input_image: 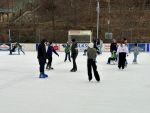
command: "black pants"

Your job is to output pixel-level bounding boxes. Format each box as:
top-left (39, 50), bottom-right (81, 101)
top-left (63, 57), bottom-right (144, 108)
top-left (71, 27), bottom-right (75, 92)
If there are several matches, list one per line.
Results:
top-left (65, 52), bottom-right (71, 61)
top-left (108, 57), bottom-right (115, 64)
top-left (72, 53), bottom-right (78, 70)
top-left (118, 53), bottom-right (126, 69)
top-left (10, 47), bottom-right (16, 55)
top-left (46, 57), bottom-right (52, 69)
top-left (38, 58), bottom-right (46, 73)
top-left (87, 59), bottom-right (100, 81)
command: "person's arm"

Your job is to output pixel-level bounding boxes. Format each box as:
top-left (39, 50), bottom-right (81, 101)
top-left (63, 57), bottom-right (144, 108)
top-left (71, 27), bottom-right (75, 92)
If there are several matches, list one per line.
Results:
top-left (138, 47), bottom-right (143, 51)
top-left (116, 46), bottom-right (120, 55)
top-left (53, 47), bottom-right (59, 56)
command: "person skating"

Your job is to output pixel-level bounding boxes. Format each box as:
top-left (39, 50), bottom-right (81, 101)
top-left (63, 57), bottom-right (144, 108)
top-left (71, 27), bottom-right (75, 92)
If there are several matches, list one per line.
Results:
top-left (117, 40), bottom-right (129, 69)
top-left (131, 43), bottom-right (143, 64)
top-left (110, 39), bottom-right (118, 61)
top-left (87, 42), bottom-right (100, 82)
top-left (70, 39), bottom-right (78, 72)
top-left (37, 39), bottom-right (48, 78)
top-left (97, 39), bottom-right (103, 54)
top-left (124, 38), bottom-right (129, 67)
top-left (64, 42), bottom-right (71, 62)
top-left (46, 42), bottom-right (59, 70)
top-left (10, 43), bottom-right (17, 55)
top-left (16, 42), bottom-right (25, 55)
top-left (107, 51), bottom-right (117, 64)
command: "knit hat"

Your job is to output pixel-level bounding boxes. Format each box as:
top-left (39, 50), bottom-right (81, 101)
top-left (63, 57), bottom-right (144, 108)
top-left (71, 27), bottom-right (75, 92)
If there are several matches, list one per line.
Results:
top-left (88, 42), bottom-right (94, 48)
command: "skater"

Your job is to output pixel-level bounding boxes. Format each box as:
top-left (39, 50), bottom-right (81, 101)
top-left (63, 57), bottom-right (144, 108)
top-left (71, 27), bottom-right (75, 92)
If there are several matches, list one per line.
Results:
top-left (110, 39), bottom-right (118, 60)
top-left (124, 38), bottom-right (129, 67)
top-left (117, 40), bottom-right (129, 69)
top-left (70, 39), bottom-right (78, 72)
top-left (93, 39), bottom-right (100, 54)
top-left (97, 39), bottom-right (103, 54)
top-left (131, 43), bottom-right (143, 64)
top-left (87, 42), bottom-right (100, 82)
top-left (16, 42), bottom-right (25, 55)
top-left (46, 41), bottom-right (59, 70)
top-left (107, 51), bottom-right (117, 64)
top-left (110, 39), bottom-right (118, 53)
top-left (37, 39), bottom-right (48, 78)
top-left (64, 42), bottom-right (71, 62)
top-left (10, 43), bottom-right (17, 55)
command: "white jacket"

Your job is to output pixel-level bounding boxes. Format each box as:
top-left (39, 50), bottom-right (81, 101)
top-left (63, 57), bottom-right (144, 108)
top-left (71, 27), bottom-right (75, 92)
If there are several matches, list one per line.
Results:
top-left (117, 44), bottom-right (129, 54)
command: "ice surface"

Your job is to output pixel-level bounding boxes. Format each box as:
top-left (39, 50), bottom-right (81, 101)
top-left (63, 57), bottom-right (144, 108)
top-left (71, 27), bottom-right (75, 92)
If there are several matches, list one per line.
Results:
top-left (0, 51), bottom-right (150, 113)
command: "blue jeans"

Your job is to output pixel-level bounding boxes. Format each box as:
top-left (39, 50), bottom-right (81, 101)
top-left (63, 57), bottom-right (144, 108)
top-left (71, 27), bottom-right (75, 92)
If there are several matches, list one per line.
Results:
top-left (38, 58), bottom-right (46, 73)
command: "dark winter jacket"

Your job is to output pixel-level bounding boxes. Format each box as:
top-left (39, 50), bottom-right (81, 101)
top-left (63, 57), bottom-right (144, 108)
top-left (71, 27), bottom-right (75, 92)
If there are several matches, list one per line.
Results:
top-left (37, 44), bottom-right (47, 59)
top-left (110, 42), bottom-right (117, 52)
top-left (71, 43), bottom-right (78, 54)
top-left (46, 45), bottom-right (59, 58)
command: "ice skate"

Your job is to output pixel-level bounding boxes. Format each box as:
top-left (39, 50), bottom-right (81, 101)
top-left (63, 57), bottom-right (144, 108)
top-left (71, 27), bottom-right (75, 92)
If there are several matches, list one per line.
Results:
top-left (39, 73), bottom-right (46, 78)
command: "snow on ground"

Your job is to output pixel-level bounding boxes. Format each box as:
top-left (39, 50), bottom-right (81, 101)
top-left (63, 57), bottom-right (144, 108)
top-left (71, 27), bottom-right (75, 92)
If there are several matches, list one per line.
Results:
top-left (0, 51), bottom-right (150, 113)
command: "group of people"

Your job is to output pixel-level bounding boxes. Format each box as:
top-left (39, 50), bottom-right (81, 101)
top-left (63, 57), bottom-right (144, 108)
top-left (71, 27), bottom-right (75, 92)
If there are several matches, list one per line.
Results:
top-left (37, 38), bottom-right (100, 82)
top-left (37, 37), bottom-right (142, 82)
top-left (9, 42), bottom-right (25, 55)
top-left (107, 38), bottom-right (143, 69)
top-left (37, 39), bottom-right (79, 78)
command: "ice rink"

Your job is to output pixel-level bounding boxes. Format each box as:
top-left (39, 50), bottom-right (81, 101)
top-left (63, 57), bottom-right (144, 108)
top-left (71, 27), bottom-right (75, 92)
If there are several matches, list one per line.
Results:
top-left (0, 51), bottom-right (150, 113)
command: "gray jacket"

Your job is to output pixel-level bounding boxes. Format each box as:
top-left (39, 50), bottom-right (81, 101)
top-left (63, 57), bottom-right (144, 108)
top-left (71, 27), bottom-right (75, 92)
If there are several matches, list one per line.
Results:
top-left (131, 47), bottom-right (143, 55)
top-left (87, 47), bottom-right (97, 60)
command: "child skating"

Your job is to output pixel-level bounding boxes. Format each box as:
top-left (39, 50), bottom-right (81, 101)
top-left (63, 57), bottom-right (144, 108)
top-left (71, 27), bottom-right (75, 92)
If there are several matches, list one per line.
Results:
top-left (131, 43), bottom-right (143, 64)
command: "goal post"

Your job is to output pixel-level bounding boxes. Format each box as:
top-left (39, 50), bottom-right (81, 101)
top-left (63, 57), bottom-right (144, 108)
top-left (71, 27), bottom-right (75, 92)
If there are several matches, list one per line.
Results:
top-left (68, 30), bottom-right (92, 43)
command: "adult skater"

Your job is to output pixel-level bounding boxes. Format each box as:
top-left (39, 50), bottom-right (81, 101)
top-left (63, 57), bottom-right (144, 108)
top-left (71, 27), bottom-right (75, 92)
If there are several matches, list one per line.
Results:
top-left (37, 39), bottom-right (48, 78)
top-left (70, 39), bottom-right (78, 72)
top-left (124, 38), bottom-right (129, 67)
top-left (16, 42), bottom-right (25, 55)
top-left (46, 41), bottom-right (59, 70)
top-left (131, 43), bottom-right (143, 64)
top-left (97, 39), bottom-right (103, 54)
top-left (87, 42), bottom-right (100, 82)
top-left (110, 39), bottom-right (118, 54)
top-left (117, 40), bottom-right (129, 69)
top-left (64, 42), bottom-right (71, 62)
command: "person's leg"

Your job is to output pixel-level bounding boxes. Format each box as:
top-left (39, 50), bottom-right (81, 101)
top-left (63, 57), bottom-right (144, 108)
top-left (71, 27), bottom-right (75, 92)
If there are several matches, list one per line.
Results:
top-left (73, 55), bottom-right (76, 70)
top-left (122, 53), bottom-right (126, 69)
top-left (71, 53), bottom-right (77, 71)
top-left (120, 53), bottom-right (124, 69)
top-left (49, 57), bottom-right (53, 69)
top-left (135, 54), bottom-right (138, 63)
top-left (92, 60), bottom-right (100, 82)
top-left (39, 59), bottom-right (46, 78)
top-left (21, 48), bottom-right (25, 54)
top-left (118, 53), bottom-right (121, 69)
top-left (74, 53), bottom-right (78, 71)
top-left (87, 59), bottom-right (92, 81)
top-left (68, 53), bottom-right (71, 62)
top-left (18, 48), bottom-right (20, 55)
top-left (64, 53), bottom-right (67, 62)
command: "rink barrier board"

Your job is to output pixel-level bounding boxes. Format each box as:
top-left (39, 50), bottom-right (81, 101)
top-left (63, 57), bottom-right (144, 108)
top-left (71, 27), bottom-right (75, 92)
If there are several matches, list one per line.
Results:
top-left (1, 43), bottom-right (150, 52)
